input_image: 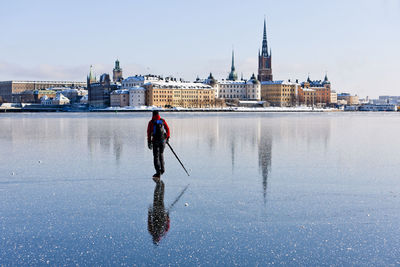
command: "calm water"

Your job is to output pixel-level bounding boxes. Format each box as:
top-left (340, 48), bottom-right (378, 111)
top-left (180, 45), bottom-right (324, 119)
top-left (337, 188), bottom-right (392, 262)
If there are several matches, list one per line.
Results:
top-left (0, 112), bottom-right (399, 266)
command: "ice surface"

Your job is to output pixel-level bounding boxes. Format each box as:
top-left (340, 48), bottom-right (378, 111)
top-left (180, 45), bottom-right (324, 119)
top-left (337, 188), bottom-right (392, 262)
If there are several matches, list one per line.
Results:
top-left (0, 112), bottom-right (399, 265)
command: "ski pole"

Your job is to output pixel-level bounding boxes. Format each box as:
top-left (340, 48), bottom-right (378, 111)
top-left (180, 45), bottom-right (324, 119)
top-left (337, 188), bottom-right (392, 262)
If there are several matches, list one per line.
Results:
top-left (166, 142), bottom-right (190, 176)
top-left (168, 184), bottom-right (189, 211)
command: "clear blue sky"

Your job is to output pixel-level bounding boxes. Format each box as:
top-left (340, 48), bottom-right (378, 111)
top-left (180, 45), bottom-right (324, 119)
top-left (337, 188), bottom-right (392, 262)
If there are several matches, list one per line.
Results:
top-left (0, 0), bottom-right (399, 98)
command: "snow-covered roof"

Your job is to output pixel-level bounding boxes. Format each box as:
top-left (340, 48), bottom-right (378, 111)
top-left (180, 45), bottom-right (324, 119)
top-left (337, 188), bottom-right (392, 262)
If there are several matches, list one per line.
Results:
top-left (147, 81), bottom-right (212, 90)
top-left (239, 100), bottom-right (266, 104)
top-left (128, 86), bottom-right (145, 91)
top-left (123, 75), bottom-right (161, 83)
top-left (111, 89), bottom-right (129, 94)
top-left (54, 93), bottom-right (69, 101)
top-left (261, 80), bottom-right (298, 85)
top-left (61, 89), bottom-right (79, 93)
top-left (302, 88), bottom-right (315, 92)
top-left (219, 80), bottom-right (249, 85)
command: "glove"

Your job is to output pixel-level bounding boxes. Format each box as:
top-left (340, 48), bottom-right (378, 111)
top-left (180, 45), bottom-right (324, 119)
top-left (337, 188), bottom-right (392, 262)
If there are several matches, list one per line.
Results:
top-left (148, 141), bottom-right (153, 150)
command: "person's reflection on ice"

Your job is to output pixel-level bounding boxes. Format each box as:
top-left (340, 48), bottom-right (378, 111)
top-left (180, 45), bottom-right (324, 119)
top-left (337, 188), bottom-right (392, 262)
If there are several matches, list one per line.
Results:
top-left (148, 180), bottom-right (170, 245)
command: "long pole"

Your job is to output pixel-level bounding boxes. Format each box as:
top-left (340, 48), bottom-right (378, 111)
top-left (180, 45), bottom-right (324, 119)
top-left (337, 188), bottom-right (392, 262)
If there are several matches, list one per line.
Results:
top-left (168, 184), bottom-right (189, 211)
top-left (167, 142), bottom-right (190, 176)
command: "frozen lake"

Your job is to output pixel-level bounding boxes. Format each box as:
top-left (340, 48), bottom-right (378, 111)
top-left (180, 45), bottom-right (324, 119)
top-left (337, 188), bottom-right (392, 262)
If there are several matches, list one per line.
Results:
top-left (0, 112), bottom-right (399, 265)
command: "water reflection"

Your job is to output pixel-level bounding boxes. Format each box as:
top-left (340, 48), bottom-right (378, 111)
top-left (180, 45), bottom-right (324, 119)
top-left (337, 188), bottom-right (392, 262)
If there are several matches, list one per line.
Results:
top-left (258, 124), bottom-right (272, 204)
top-left (148, 180), bottom-right (170, 245)
top-left (147, 181), bottom-right (189, 245)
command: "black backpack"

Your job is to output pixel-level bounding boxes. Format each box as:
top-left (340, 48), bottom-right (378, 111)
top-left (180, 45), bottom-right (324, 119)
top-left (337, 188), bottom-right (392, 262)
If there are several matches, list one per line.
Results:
top-left (152, 119), bottom-right (166, 142)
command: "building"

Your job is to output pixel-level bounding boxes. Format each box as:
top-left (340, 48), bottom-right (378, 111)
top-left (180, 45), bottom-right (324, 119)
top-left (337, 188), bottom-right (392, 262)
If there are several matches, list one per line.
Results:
top-left (298, 88), bottom-right (316, 106)
top-left (299, 74), bottom-right (331, 106)
top-left (261, 80), bottom-right (298, 107)
top-left (337, 93), bottom-right (359, 106)
top-left (330, 91), bottom-right (338, 105)
top-left (211, 52), bottom-right (261, 101)
top-left (87, 65), bottom-right (119, 108)
top-left (129, 86), bottom-right (146, 107)
top-left (52, 92), bottom-right (70, 105)
top-left (88, 73), bottom-right (115, 108)
top-left (377, 96), bottom-right (400, 105)
top-left (258, 19), bottom-right (273, 82)
top-left (60, 88), bottom-right (88, 103)
top-left (112, 59), bottom-right (123, 83)
top-left (110, 89), bottom-right (129, 107)
top-left (145, 79), bottom-right (215, 108)
top-left (217, 76), bottom-right (261, 101)
top-left (34, 89), bottom-right (57, 103)
top-left (0, 80), bottom-right (86, 103)
top-left (40, 95), bottom-right (53, 105)
top-left (122, 75), bottom-right (161, 88)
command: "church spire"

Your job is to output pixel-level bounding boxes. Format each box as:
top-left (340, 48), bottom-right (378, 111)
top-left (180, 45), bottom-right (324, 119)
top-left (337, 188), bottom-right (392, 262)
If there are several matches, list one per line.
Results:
top-left (261, 17), bottom-right (269, 57)
top-left (228, 49), bottom-right (238, 81)
top-left (231, 50), bottom-right (235, 71)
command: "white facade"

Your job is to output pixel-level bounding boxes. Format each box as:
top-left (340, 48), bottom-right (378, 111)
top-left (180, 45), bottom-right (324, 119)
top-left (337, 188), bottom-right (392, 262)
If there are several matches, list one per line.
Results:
top-left (52, 93), bottom-right (70, 105)
top-left (129, 86), bottom-right (146, 106)
top-left (216, 79), bottom-right (261, 100)
top-left (122, 75), bottom-right (161, 88)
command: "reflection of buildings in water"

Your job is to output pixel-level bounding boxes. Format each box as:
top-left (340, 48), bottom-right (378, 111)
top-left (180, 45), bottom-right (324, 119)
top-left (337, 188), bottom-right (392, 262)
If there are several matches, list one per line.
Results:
top-left (257, 121), bottom-right (272, 204)
top-left (148, 180), bottom-right (170, 245)
top-left (112, 131), bottom-right (123, 162)
top-left (86, 120), bottom-right (125, 163)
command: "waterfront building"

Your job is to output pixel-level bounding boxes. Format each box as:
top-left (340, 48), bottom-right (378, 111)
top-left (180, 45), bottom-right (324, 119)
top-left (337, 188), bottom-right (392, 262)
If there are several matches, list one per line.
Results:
top-left (80, 94), bottom-right (88, 104)
top-left (145, 79), bottom-right (215, 108)
top-left (0, 80), bottom-right (86, 103)
top-left (112, 59), bottom-right (123, 83)
top-left (330, 91), bottom-right (338, 105)
top-left (34, 89), bottom-right (57, 103)
top-left (110, 89), bottom-right (129, 107)
top-left (211, 52), bottom-right (261, 101)
top-left (60, 88), bottom-right (88, 103)
top-left (40, 95), bottom-right (53, 105)
top-left (299, 74), bottom-right (331, 106)
top-left (52, 92), bottom-right (70, 105)
top-left (359, 104), bottom-right (397, 111)
top-left (298, 88), bottom-right (316, 106)
top-left (261, 80), bottom-right (299, 107)
top-left (122, 75), bottom-right (161, 88)
top-left (377, 95), bottom-right (400, 105)
top-left (258, 18), bottom-right (273, 82)
top-left (88, 73), bottom-right (118, 108)
top-left (129, 86), bottom-right (146, 107)
top-left (337, 93), bottom-right (359, 106)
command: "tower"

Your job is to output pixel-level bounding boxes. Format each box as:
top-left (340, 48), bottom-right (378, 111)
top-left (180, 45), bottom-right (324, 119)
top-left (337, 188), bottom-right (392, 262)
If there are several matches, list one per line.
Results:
top-left (87, 65), bottom-right (96, 86)
top-left (227, 50), bottom-right (238, 81)
top-left (113, 59), bottom-right (123, 83)
top-left (258, 18), bottom-right (273, 82)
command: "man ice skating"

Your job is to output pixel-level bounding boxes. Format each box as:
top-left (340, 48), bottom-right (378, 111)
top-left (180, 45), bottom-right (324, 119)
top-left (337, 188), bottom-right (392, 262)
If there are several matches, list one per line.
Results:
top-left (147, 110), bottom-right (170, 179)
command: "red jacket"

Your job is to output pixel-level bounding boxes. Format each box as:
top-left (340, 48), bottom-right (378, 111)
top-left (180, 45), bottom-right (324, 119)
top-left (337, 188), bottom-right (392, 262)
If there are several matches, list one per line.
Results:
top-left (147, 114), bottom-right (170, 142)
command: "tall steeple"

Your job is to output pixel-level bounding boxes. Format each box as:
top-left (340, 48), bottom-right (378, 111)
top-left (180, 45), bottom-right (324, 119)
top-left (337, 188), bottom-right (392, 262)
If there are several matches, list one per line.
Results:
top-left (258, 18), bottom-right (273, 82)
top-left (87, 65), bottom-right (96, 84)
top-left (231, 50), bottom-right (235, 72)
top-left (228, 49), bottom-right (238, 81)
top-left (261, 18), bottom-right (269, 57)
top-left (112, 59), bottom-right (123, 83)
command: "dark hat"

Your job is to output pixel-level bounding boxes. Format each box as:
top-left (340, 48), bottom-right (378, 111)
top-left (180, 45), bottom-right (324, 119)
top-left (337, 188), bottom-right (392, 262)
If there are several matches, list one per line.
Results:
top-left (152, 110), bottom-right (159, 116)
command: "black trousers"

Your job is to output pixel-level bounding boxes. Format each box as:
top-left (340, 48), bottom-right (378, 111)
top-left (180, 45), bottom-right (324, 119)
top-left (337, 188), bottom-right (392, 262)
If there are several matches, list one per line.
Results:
top-left (153, 142), bottom-right (165, 174)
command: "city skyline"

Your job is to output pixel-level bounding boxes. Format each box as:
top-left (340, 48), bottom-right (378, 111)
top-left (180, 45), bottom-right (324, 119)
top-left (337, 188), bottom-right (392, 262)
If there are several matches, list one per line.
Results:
top-left (1, 0), bottom-right (399, 98)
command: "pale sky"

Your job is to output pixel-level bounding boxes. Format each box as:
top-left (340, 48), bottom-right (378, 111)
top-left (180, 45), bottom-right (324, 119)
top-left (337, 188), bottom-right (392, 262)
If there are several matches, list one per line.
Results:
top-left (0, 0), bottom-right (399, 98)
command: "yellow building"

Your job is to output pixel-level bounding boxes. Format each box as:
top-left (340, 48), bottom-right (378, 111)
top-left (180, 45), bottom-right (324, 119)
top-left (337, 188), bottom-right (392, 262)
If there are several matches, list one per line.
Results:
top-left (110, 89), bottom-right (130, 107)
top-left (261, 80), bottom-right (299, 107)
top-left (145, 80), bottom-right (215, 108)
